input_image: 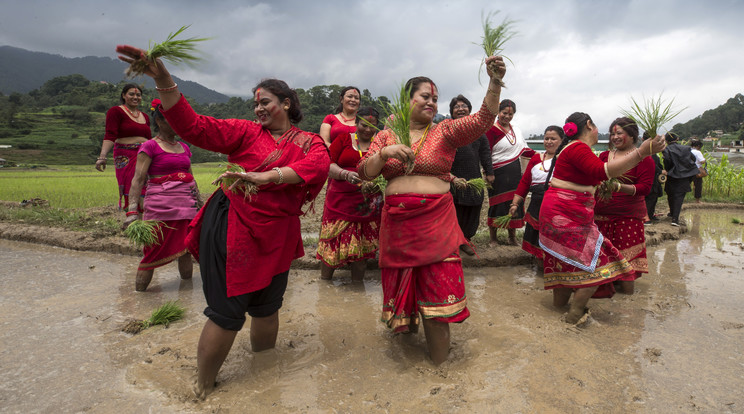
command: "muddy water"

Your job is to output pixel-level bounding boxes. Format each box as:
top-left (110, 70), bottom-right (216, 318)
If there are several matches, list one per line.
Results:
top-left (1, 211), bottom-right (742, 413)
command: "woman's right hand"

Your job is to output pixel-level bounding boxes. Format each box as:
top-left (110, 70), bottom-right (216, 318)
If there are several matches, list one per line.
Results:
top-left (116, 45), bottom-right (170, 80)
top-left (122, 214), bottom-right (138, 230)
top-left (380, 144), bottom-right (415, 164)
top-left (508, 204), bottom-right (519, 217)
top-left (640, 134), bottom-right (666, 156)
top-left (95, 158), bottom-right (107, 172)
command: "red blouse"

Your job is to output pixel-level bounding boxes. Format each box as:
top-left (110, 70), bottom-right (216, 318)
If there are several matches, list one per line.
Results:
top-left (357, 101), bottom-right (497, 182)
top-left (552, 141), bottom-right (609, 187)
top-left (329, 133), bottom-right (366, 168)
top-left (163, 95), bottom-right (330, 296)
top-left (323, 114), bottom-right (356, 144)
top-left (104, 106), bottom-right (151, 142)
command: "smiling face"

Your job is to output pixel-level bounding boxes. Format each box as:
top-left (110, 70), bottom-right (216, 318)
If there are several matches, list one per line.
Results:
top-left (341, 89), bottom-right (361, 114)
top-left (355, 115), bottom-right (378, 142)
top-left (611, 124), bottom-right (633, 151)
top-left (410, 82), bottom-right (438, 124)
top-left (452, 100), bottom-right (471, 120)
top-left (253, 89), bottom-right (289, 129)
top-left (543, 130), bottom-right (561, 155)
top-left (122, 87), bottom-right (142, 109)
top-left (497, 106), bottom-right (515, 126)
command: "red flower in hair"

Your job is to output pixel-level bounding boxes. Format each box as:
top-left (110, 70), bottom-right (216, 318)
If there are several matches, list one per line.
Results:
top-left (150, 98), bottom-right (162, 111)
top-left (563, 122), bottom-right (578, 137)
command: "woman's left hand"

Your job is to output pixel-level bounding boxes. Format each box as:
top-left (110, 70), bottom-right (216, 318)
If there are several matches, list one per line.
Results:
top-left (218, 171), bottom-right (276, 192)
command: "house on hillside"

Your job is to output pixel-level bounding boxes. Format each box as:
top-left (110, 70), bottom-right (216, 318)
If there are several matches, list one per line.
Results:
top-left (0, 158), bottom-right (6, 167)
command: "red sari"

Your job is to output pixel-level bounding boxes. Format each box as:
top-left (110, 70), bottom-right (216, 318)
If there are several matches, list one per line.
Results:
top-left (163, 95), bottom-right (330, 297)
top-left (594, 152), bottom-right (655, 281)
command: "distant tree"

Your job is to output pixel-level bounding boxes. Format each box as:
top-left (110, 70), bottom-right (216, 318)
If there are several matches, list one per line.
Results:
top-left (41, 74), bottom-right (91, 96)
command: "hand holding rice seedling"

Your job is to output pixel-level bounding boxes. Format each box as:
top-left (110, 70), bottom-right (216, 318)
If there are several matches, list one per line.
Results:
top-left (362, 175), bottom-right (387, 195)
top-left (452, 177), bottom-right (489, 195)
top-left (382, 83), bottom-right (417, 174)
top-left (620, 94), bottom-right (686, 138)
top-left (475, 10), bottom-right (516, 86)
top-left (596, 175), bottom-right (629, 201)
top-left (493, 214), bottom-right (512, 229)
top-left (123, 219), bottom-right (165, 248)
top-left (123, 25), bottom-right (210, 78)
top-left (213, 163), bottom-right (259, 200)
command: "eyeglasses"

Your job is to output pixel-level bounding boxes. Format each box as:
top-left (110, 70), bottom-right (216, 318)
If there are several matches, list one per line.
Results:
top-left (453, 104), bottom-right (469, 110)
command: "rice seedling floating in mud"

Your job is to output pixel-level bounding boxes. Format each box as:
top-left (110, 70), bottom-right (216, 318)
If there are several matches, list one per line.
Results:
top-left (212, 163), bottom-right (258, 200)
top-left (122, 301), bottom-right (186, 335)
top-left (474, 10), bottom-right (516, 86)
top-left (732, 217), bottom-right (742, 225)
top-left (620, 94), bottom-right (687, 139)
top-left (125, 25), bottom-right (210, 78)
top-left (124, 219), bottom-right (165, 248)
top-left (493, 214), bottom-right (512, 229)
top-left (382, 83), bottom-right (416, 174)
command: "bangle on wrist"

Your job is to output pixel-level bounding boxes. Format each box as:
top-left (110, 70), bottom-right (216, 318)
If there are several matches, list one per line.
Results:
top-left (97, 157), bottom-right (107, 161)
top-left (631, 185), bottom-right (637, 196)
top-left (155, 83), bottom-right (178, 92)
top-left (635, 148), bottom-right (643, 161)
top-left (273, 167), bottom-right (284, 184)
top-left (379, 147), bottom-right (388, 161)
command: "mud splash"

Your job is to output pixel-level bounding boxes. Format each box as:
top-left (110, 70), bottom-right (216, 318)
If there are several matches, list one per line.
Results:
top-left (1, 209), bottom-right (742, 413)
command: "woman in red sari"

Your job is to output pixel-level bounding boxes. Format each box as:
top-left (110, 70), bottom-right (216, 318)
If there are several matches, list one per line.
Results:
top-left (358, 56), bottom-right (506, 365)
top-left (317, 107), bottom-right (382, 281)
top-left (539, 112), bottom-right (666, 324)
top-left (124, 99), bottom-right (202, 292)
top-left (319, 86), bottom-right (360, 147)
top-left (594, 117), bottom-right (655, 294)
top-left (116, 46), bottom-right (330, 399)
top-left (96, 84), bottom-right (151, 210)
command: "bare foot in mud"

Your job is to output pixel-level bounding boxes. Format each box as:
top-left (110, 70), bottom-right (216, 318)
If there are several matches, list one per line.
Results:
top-left (192, 375), bottom-right (215, 401)
top-left (565, 307), bottom-right (590, 325)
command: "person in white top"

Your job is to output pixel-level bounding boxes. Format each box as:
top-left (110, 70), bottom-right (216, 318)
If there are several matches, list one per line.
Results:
top-left (690, 139), bottom-right (706, 203)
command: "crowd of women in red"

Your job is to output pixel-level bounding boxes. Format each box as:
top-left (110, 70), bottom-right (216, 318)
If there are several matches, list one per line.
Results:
top-left (109, 32), bottom-right (677, 400)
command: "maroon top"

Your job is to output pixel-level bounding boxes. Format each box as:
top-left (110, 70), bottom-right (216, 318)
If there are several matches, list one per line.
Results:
top-left (552, 141), bottom-right (609, 186)
top-left (323, 114), bottom-right (356, 144)
top-left (104, 106), bottom-right (151, 142)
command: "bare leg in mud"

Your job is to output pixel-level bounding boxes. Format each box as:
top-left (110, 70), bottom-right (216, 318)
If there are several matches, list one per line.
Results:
top-left (194, 319), bottom-right (238, 400)
top-left (350, 261), bottom-right (366, 282)
top-left (508, 228), bottom-right (518, 246)
top-left (553, 288), bottom-right (572, 308)
top-left (422, 318), bottom-right (450, 365)
top-left (320, 263), bottom-right (334, 280)
top-left (618, 280), bottom-right (635, 295)
top-left (135, 269), bottom-right (154, 291)
top-left (178, 254), bottom-right (193, 279)
top-left (566, 286), bottom-right (597, 324)
top-left (489, 227), bottom-right (499, 246)
top-left (250, 311), bottom-right (279, 352)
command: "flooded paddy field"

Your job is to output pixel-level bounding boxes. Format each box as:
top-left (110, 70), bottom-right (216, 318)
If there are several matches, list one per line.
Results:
top-left (0, 210), bottom-right (742, 413)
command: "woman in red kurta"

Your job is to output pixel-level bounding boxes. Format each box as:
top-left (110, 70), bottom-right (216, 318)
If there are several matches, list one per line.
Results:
top-left (319, 86), bottom-right (360, 147)
top-left (95, 83), bottom-right (151, 210)
top-left (594, 117), bottom-right (655, 295)
top-left (116, 45), bottom-right (330, 400)
top-left (357, 56), bottom-right (506, 365)
top-left (539, 112), bottom-right (666, 324)
top-left (317, 107), bottom-right (382, 281)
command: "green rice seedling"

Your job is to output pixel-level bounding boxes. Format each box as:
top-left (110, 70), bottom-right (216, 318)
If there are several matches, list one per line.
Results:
top-left (467, 178), bottom-right (489, 194)
top-left (362, 175), bottom-right (387, 195)
top-left (620, 94), bottom-right (687, 139)
top-left (142, 300), bottom-right (186, 328)
top-left (382, 83), bottom-right (416, 174)
top-left (126, 25), bottom-right (211, 78)
top-left (124, 219), bottom-right (165, 248)
top-left (474, 10), bottom-right (516, 86)
top-left (212, 163), bottom-right (258, 200)
top-left (596, 177), bottom-right (622, 202)
top-left (731, 218), bottom-right (742, 224)
top-left (493, 214), bottom-right (512, 229)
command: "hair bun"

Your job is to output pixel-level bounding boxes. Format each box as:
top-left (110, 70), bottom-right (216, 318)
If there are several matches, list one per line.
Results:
top-left (563, 122), bottom-right (578, 137)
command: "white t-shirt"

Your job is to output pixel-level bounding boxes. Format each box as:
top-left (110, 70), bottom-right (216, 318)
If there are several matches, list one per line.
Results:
top-left (691, 148), bottom-right (705, 168)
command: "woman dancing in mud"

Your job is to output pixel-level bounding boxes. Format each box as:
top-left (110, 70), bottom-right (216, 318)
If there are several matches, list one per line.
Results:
top-left (357, 56), bottom-right (506, 365)
top-left (123, 99), bottom-right (202, 292)
top-left (593, 117), bottom-right (655, 294)
top-left (539, 113), bottom-right (665, 323)
top-left (116, 45), bottom-right (330, 399)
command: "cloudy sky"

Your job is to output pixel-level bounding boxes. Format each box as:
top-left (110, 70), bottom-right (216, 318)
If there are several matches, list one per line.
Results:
top-left (1, 0), bottom-right (742, 136)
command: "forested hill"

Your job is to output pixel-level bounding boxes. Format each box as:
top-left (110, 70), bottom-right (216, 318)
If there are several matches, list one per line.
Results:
top-left (0, 46), bottom-right (229, 104)
top-left (671, 93), bottom-right (744, 138)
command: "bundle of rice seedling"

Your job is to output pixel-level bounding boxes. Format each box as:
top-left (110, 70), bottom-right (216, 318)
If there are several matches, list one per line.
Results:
top-left (125, 25), bottom-right (210, 78)
top-left (362, 175), bottom-right (387, 196)
top-left (596, 177), bottom-right (622, 202)
top-left (212, 163), bottom-right (258, 200)
top-left (620, 94), bottom-right (686, 139)
top-left (124, 219), bottom-right (165, 248)
top-left (493, 214), bottom-right (512, 229)
top-left (467, 178), bottom-right (489, 194)
top-left (732, 218), bottom-right (742, 225)
top-left (121, 301), bottom-right (186, 334)
top-left (474, 10), bottom-right (516, 86)
top-left (382, 83), bottom-right (416, 174)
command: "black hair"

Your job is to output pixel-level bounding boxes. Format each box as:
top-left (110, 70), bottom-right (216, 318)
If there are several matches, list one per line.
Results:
top-left (609, 116), bottom-right (639, 144)
top-left (252, 79), bottom-right (303, 124)
top-left (150, 104), bottom-right (166, 133)
top-left (449, 94), bottom-right (472, 117)
top-left (404, 76), bottom-right (437, 99)
top-left (543, 112), bottom-right (594, 190)
top-left (499, 99), bottom-right (516, 113)
top-left (665, 132), bottom-right (679, 144)
top-left (356, 106), bottom-right (379, 123)
top-left (119, 83), bottom-right (142, 104)
top-left (544, 125), bottom-right (565, 140)
top-left (334, 86), bottom-right (361, 114)
top-left (690, 139), bottom-right (703, 149)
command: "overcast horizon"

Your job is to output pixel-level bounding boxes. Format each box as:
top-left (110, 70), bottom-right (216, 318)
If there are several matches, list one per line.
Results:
top-left (1, 0), bottom-right (742, 136)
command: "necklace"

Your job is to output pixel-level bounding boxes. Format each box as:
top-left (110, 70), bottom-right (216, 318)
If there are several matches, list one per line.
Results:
top-left (412, 124), bottom-right (431, 157)
top-left (497, 122), bottom-right (516, 145)
top-left (156, 136), bottom-right (178, 145)
top-left (122, 105), bottom-right (140, 119)
top-left (352, 133), bottom-right (369, 158)
top-left (338, 113), bottom-right (356, 123)
top-left (540, 154), bottom-right (554, 171)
